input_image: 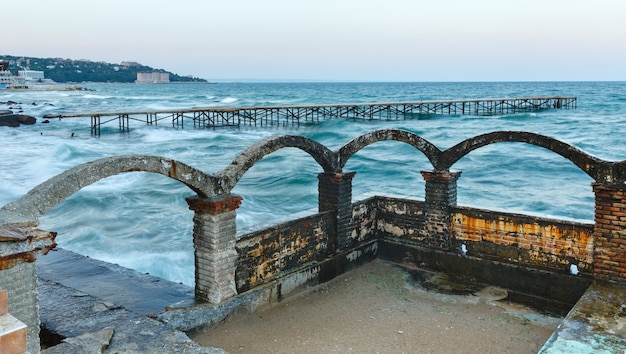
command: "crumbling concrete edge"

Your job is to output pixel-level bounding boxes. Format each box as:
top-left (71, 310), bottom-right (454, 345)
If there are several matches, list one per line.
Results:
top-left (539, 281), bottom-right (626, 353)
top-left (38, 277), bottom-right (225, 354)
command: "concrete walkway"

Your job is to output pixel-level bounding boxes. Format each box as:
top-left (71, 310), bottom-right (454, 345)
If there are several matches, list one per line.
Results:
top-left (36, 248), bottom-right (222, 353)
top-left (37, 248), bottom-right (195, 316)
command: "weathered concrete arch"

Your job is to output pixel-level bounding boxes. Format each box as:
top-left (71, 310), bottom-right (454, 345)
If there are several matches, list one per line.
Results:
top-left (437, 131), bottom-right (626, 183)
top-left (218, 135), bottom-right (336, 192)
top-left (0, 155), bottom-right (219, 225)
top-left (337, 129), bottom-right (442, 170)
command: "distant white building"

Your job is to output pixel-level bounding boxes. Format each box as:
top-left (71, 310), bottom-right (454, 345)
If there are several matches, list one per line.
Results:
top-left (18, 70), bottom-right (45, 81)
top-left (136, 72), bottom-right (170, 83)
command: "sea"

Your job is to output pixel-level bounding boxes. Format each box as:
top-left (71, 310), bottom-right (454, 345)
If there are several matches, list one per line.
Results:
top-left (1, 81), bottom-right (625, 287)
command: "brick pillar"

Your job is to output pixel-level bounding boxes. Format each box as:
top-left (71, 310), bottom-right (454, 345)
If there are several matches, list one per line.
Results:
top-left (592, 183), bottom-right (626, 283)
top-left (0, 289), bottom-right (27, 354)
top-left (1, 226), bottom-right (55, 354)
top-left (421, 171), bottom-right (461, 250)
top-left (186, 194), bottom-right (242, 303)
top-left (318, 172), bottom-right (356, 252)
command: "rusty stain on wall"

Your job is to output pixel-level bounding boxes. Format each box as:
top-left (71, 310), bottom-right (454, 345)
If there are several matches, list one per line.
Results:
top-left (0, 227), bottom-right (57, 270)
top-left (234, 195), bottom-right (596, 294)
top-left (451, 207), bottom-right (594, 271)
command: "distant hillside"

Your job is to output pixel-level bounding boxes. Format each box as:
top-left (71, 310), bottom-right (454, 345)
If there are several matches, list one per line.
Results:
top-left (0, 55), bottom-right (207, 83)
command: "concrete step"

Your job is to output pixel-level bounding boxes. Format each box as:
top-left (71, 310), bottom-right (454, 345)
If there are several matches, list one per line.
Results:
top-left (0, 289), bottom-right (27, 354)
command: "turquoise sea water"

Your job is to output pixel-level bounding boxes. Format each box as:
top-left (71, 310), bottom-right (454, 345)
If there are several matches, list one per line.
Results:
top-left (1, 81), bottom-right (625, 286)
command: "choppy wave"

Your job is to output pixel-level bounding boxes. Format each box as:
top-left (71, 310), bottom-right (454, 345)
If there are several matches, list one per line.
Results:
top-left (2, 81), bottom-right (624, 286)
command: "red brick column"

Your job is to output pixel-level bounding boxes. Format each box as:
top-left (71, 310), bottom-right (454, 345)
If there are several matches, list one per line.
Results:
top-left (187, 194), bottom-right (243, 303)
top-left (421, 171), bottom-right (461, 250)
top-left (592, 183), bottom-right (626, 282)
top-left (0, 289), bottom-right (27, 354)
top-left (318, 172), bottom-right (356, 252)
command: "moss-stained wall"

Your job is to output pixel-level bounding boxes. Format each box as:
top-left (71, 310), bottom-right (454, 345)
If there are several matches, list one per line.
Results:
top-left (235, 213), bottom-right (334, 292)
top-left (235, 199), bottom-right (382, 292)
top-left (372, 197), bottom-right (425, 242)
top-left (350, 197), bottom-right (379, 243)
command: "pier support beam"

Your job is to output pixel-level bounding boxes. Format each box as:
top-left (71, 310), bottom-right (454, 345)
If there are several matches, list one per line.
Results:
top-left (186, 194), bottom-right (242, 304)
top-left (421, 171), bottom-right (461, 250)
top-left (318, 172), bottom-right (356, 252)
top-left (592, 183), bottom-right (626, 283)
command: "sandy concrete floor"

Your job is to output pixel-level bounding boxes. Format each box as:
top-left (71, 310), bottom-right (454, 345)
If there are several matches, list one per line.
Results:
top-left (192, 259), bottom-right (562, 353)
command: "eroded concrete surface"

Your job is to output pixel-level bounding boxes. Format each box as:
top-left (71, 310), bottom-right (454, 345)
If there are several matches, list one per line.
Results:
top-left (540, 281), bottom-right (626, 353)
top-left (36, 248), bottom-right (224, 353)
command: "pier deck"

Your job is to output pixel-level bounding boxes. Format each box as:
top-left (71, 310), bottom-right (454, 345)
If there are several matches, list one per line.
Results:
top-left (43, 96), bottom-right (577, 135)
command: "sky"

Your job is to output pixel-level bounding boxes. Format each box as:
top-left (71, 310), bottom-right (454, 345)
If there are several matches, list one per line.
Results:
top-left (3, 0), bottom-right (625, 82)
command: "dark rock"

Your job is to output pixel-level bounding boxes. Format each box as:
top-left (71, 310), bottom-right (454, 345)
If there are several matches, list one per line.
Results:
top-left (0, 115), bottom-right (20, 127)
top-left (0, 114), bottom-right (37, 127)
top-left (18, 115), bottom-right (37, 124)
top-left (0, 110), bottom-right (12, 116)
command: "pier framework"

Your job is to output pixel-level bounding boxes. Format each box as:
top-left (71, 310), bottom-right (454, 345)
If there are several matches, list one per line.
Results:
top-left (44, 96), bottom-right (577, 136)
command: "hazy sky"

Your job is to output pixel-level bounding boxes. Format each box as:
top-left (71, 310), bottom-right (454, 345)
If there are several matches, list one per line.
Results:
top-left (4, 0), bottom-right (625, 81)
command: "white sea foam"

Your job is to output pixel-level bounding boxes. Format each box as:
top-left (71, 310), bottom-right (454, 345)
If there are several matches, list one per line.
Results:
top-left (219, 97), bottom-right (238, 103)
top-left (2, 82), bottom-right (622, 285)
top-left (82, 94), bottom-right (112, 99)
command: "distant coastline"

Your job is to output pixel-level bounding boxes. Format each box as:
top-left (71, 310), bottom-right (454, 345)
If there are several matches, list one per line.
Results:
top-left (1, 55), bottom-right (207, 84)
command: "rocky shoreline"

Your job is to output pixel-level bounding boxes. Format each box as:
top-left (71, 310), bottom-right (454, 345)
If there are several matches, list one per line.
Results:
top-left (0, 101), bottom-right (38, 127)
top-left (4, 85), bottom-right (93, 92)
top-left (0, 110), bottom-right (37, 127)
top-left (0, 85), bottom-right (93, 127)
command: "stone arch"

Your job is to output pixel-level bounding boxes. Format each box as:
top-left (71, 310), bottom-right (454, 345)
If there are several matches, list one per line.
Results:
top-left (0, 155), bottom-right (219, 225)
top-left (436, 131), bottom-right (625, 183)
top-left (336, 128), bottom-right (442, 170)
top-left (217, 134), bottom-right (336, 192)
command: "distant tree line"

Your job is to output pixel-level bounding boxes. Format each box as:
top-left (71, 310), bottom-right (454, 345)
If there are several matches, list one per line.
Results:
top-left (1, 55), bottom-right (207, 83)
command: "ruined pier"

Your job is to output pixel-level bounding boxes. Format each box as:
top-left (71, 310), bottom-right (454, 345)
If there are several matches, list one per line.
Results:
top-left (43, 96), bottom-right (577, 135)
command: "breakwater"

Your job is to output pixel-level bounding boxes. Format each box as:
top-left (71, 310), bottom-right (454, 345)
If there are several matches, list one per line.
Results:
top-left (1, 128), bottom-right (624, 353)
top-left (42, 96), bottom-right (576, 135)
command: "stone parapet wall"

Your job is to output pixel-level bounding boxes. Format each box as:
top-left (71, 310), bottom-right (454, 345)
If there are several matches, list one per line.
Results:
top-left (235, 212), bottom-right (334, 292)
top-left (369, 197), bottom-right (594, 276)
top-left (234, 199), bottom-right (384, 293)
top-left (370, 197), bottom-right (425, 241)
top-left (350, 198), bottom-right (379, 243)
top-left (451, 206), bottom-right (594, 273)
